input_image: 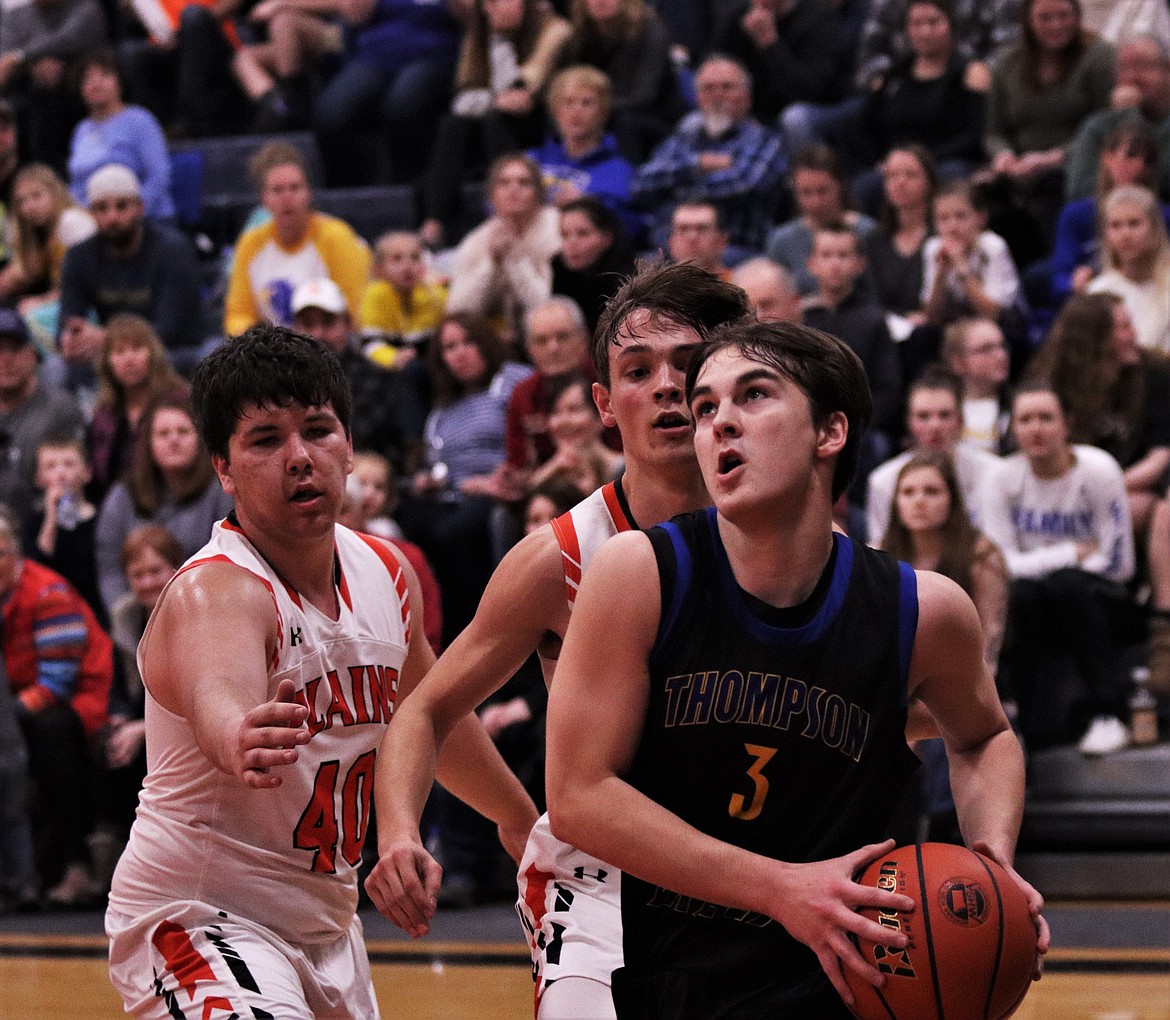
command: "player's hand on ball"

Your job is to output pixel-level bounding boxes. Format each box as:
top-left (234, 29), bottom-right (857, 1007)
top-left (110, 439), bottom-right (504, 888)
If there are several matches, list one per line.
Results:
top-left (366, 839), bottom-right (443, 938)
top-left (770, 839), bottom-right (916, 1006)
top-left (235, 678), bottom-right (310, 788)
top-left (972, 839), bottom-right (1050, 979)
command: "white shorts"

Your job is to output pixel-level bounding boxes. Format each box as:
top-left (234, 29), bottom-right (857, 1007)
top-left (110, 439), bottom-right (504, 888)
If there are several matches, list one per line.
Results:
top-left (106, 901), bottom-right (378, 1019)
top-left (516, 812), bottom-right (623, 1012)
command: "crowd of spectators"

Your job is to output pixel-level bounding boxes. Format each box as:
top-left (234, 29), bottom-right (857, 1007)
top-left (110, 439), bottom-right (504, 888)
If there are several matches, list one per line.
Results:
top-left (2, 0), bottom-right (1170, 910)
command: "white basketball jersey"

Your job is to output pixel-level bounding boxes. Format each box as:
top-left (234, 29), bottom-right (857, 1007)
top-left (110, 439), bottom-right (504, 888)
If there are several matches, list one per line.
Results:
top-left (109, 519), bottom-right (411, 946)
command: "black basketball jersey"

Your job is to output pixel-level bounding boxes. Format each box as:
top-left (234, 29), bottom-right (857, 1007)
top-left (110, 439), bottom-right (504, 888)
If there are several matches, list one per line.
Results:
top-left (620, 507), bottom-right (921, 1003)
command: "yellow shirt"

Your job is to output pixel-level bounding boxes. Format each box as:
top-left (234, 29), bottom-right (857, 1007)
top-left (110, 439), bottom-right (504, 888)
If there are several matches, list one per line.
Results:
top-left (224, 212), bottom-right (371, 336)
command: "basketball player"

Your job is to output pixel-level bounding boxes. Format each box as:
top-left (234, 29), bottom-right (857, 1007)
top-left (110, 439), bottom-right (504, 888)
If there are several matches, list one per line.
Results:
top-left (546, 319), bottom-right (1050, 1017)
top-left (367, 262), bottom-right (749, 1018)
top-left (105, 326), bottom-right (537, 1019)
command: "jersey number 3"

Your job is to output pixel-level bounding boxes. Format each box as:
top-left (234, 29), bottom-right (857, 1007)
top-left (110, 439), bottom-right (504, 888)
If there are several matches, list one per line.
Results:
top-left (294, 750), bottom-right (377, 873)
top-left (728, 743), bottom-right (777, 821)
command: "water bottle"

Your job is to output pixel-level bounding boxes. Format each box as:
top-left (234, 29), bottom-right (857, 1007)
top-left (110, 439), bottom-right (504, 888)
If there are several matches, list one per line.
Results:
top-left (56, 492), bottom-right (79, 530)
top-left (1130, 666), bottom-right (1159, 747)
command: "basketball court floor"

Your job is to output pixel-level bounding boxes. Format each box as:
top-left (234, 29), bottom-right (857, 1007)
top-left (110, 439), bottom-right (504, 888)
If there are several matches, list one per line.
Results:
top-left (0, 897), bottom-right (1166, 1018)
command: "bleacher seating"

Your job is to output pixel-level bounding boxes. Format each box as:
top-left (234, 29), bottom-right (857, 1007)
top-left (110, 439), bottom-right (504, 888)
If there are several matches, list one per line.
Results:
top-left (170, 132), bottom-right (326, 196)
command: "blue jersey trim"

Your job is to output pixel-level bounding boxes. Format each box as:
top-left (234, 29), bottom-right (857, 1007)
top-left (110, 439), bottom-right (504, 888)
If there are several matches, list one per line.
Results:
top-left (652, 520), bottom-right (693, 659)
top-left (897, 560), bottom-right (919, 702)
top-left (708, 508), bottom-right (854, 645)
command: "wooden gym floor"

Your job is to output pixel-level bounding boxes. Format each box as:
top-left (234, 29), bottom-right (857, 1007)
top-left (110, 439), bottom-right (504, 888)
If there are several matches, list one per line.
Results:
top-left (0, 900), bottom-right (1166, 1018)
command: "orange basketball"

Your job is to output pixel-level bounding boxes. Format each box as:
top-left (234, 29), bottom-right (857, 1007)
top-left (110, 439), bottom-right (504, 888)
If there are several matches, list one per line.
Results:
top-left (843, 842), bottom-right (1038, 1020)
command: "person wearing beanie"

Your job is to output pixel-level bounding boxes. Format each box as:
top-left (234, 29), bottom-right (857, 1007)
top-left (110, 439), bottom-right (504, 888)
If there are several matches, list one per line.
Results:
top-left (56, 163), bottom-right (203, 378)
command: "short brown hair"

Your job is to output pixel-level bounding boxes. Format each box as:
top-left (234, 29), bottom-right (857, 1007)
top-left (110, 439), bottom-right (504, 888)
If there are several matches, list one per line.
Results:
top-left (593, 258), bottom-right (749, 386)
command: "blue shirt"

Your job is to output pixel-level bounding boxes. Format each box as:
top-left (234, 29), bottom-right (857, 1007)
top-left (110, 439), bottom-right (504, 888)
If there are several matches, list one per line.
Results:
top-left (68, 106), bottom-right (175, 220)
top-left (528, 133), bottom-right (644, 240)
top-left (631, 113), bottom-right (787, 250)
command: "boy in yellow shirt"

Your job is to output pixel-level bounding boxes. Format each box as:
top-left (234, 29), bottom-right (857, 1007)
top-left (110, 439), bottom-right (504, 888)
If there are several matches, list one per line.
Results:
top-left (359, 231), bottom-right (447, 369)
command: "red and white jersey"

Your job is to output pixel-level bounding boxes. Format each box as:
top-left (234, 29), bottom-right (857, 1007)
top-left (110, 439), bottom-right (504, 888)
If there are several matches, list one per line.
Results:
top-left (537, 479), bottom-right (635, 684)
top-left (109, 519), bottom-right (411, 946)
top-left (549, 479), bottom-right (635, 612)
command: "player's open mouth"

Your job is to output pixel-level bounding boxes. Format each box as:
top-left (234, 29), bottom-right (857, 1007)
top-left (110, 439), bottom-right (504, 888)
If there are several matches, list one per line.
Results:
top-left (290, 489), bottom-right (322, 504)
top-left (653, 412), bottom-right (690, 431)
top-left (717, 451), bottom-right (743, 476)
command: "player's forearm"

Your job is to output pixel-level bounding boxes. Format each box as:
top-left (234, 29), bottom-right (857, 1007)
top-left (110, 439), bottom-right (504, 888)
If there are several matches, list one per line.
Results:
top-left (375, 699), bottom-right (444, 845)
top-left (947, 726), bottom-right (1025, 864)
top-left (435, 712), bottom-right (538, 832)
top-left (549, 772), bottom-right (786, 919)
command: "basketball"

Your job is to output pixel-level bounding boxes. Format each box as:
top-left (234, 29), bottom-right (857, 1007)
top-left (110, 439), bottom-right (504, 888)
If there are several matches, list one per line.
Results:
top-left (843, 842), bottom-right (1038, 1020)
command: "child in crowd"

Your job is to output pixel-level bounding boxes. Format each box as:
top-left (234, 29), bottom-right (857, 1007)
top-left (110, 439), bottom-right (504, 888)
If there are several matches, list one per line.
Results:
top-left (1086, 185), bottom-right (1170, 355)
top-left (942, 317), bottom-right (1013, 454)
top-left (359, 230), bottom-right (448, 368)
top-left (923, 180), bottom-right (1023, 329)
top-left (911, 179), bottom-right (1023, 384)
top-left (27, 436), bottom-right (102, 622)
top-left (803, 221), bottom-right (903, 535)
top-left (338, 452), bottom-right (444, 656)
top-left (346, 449), bottom-right (402, 541)
top-left (522, 476), bottom-right (587, 535)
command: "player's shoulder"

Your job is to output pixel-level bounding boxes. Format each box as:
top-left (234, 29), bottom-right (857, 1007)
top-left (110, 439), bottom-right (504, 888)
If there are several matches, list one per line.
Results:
top-left (498, 523), bottom-right (568, 592)
top-left (912, 567), bottom-right (980, 637)
top-left (162, 555), bottom-right (275, 613)
top-left (585, 529), bottom-right (655, 574)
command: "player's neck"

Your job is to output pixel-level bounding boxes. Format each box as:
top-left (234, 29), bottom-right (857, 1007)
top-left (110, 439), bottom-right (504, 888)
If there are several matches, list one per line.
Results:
top-left (243, 518), bottom-right (341, 619)
top-left (623, 460), bottom-right (710, 527)
top-left (716, 501), bottom-right (836, 608)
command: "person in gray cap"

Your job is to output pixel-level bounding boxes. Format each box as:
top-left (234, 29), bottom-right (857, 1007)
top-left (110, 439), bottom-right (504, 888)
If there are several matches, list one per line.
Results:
top-left (0, 307), bottom-right (84, 531)
top-left (56, 163), bottom-right (203, 378)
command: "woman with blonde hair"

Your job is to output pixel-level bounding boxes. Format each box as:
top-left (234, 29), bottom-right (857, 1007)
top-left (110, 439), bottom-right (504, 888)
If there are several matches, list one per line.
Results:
top-left (554, 0), bottom-right (683, 160)
top-left (87, 314), bottom-right (188, 499)
top-left (0, 164), bottom-right (96, 352)
top-left (1087, 183), bottom-right (1170, 352)
top-left (529, 65), bottom-right (641, 238)
top-left (1050, 119), bottom-right (1168, 304)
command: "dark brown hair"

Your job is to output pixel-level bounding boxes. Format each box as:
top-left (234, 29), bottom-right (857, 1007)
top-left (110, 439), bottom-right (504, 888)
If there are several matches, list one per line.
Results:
top-left (427, 313), bottom-right (511, 406)
top-left (882, 449), bottom-right (980, 592)
top-left (127, 395), bottom-right (216, 516)
top-left (686, 318), bottom-right (873, 501)
top-left (593, 258), bottom-right (749, 386)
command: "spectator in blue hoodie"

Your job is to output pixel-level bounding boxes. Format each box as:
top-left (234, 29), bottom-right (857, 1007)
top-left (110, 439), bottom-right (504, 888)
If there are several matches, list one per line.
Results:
top-left (529, 65), bottom-right (643, 242)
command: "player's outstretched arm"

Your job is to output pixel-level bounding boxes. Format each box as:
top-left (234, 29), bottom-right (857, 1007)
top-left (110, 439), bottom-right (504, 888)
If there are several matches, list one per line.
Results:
top-left (142, 561), bottom-right (307, 788)
top-left (547, 534), bottom-right (917, 1005)
top-left (367, 534), bottom-right (555, 936)
top-left (909, 570), bottom-right (1050, 972)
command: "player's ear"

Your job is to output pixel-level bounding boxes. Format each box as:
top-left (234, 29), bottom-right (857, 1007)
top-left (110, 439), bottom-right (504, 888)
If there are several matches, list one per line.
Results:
top-left (211, 452), bottom-right (236, 496)
top-left (593, 380), bottom-right (616, 429)
top-left (816, 410), bottom-right (849, 459)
